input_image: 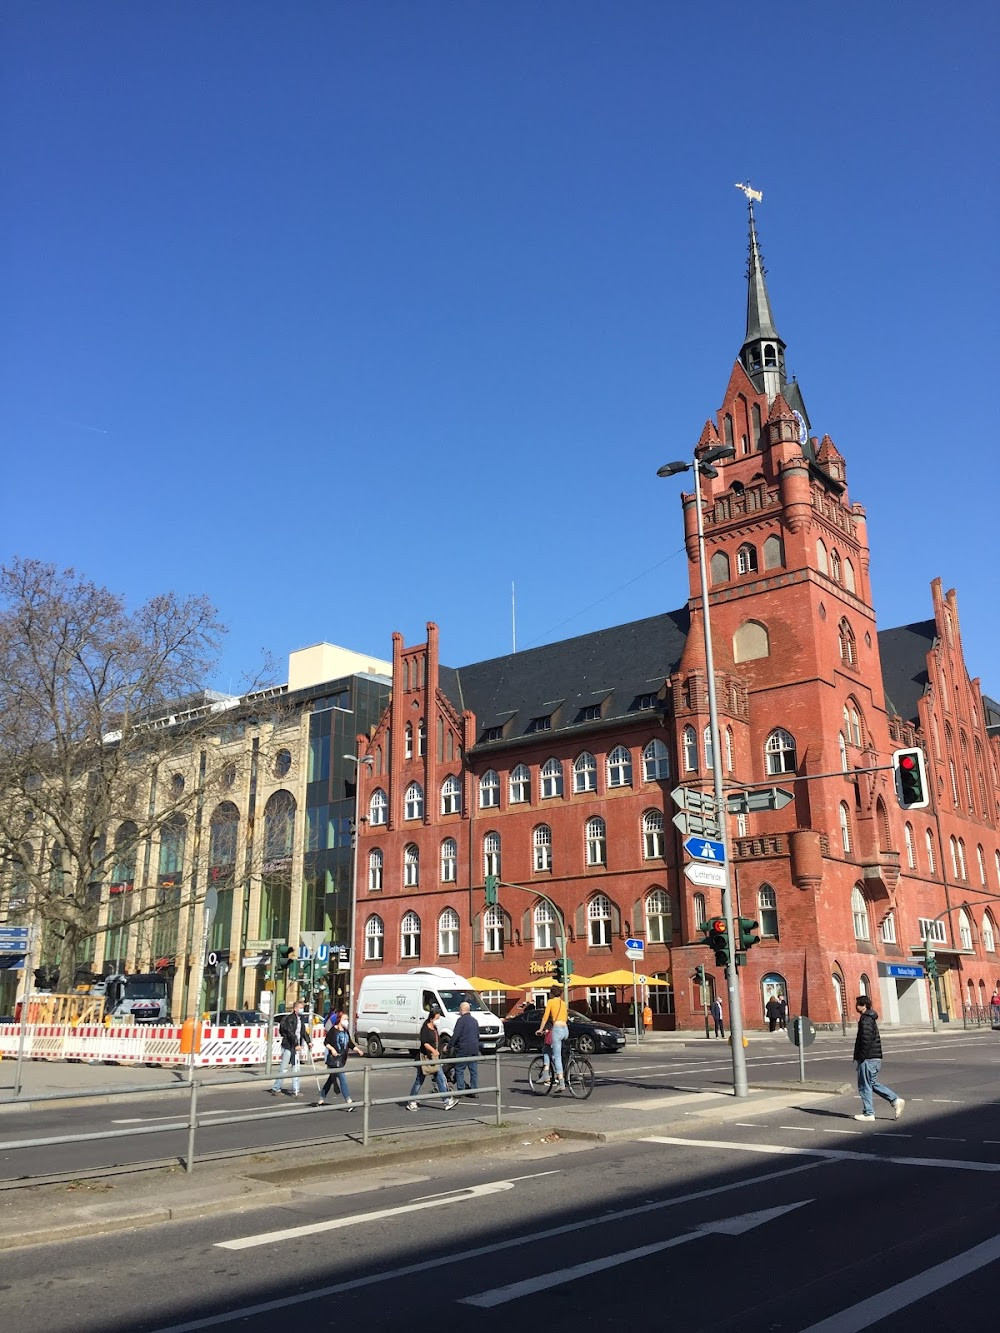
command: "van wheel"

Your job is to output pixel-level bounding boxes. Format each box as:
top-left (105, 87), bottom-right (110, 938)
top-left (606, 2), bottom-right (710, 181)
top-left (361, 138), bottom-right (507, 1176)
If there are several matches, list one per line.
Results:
top-left (366, 1035), bottom-right (384, 1058)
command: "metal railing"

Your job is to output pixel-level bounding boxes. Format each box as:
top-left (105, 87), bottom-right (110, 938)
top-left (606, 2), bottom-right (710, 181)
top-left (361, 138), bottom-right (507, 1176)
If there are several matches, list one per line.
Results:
top-left (0, 1052), bottom-right (504, 1177)
top-left (963, 1003), bottom-right (1000, 1029)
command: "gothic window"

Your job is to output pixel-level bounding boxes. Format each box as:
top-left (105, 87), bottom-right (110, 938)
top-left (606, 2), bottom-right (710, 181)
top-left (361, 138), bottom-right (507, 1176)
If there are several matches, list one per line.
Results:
top-left (364, 914), bottom-right (384, 961)
top-left (733, 620), bottom-right (770, 662)
top-left (368, 848), bottom-right (383, 892)
top-left (703, 725), bottom-right (714, 769)
top-left (958, 838), bottom-right (968, 881)
top-left (876, 798), bottom-right (892, 853)
top-left (926, 829), bottom-right (936, 873)
top-left (404, 782), bottom-right (424, 820)
top-left (724, 413), bottom-right (734, 446)
top-left (440, 838), bottom-right (457, 883)
top-left (607, 745), bottom-right (633, 788)
top-left (643, 738), bottom-right (670, 782)
top-left (752, 402), bottom-right (763, 448)
top-left (983, 913), bottom-right (997, 954)
top-left (831, 549), bottom-right (843, 583)
top-left (817, 539), bottom-right (829, 575)
top-left (737, 543), bottom-right (758, 575)
top-left (711, 551), bottom-right (730, 584)
top-left (838, 732), bottom-right (849, 771)
top-left (844, 559), bottom-right (856, 593)
top-left (838, 619), bottom-right (857, 667)
top-left (369, 788), bottom-right (387, 826)
top-left (441, 775), bottom-right (462, 815)
top-left (588, 893), bottom-right (613, 946)
top-left (880, 912), bottom-right (896, 945)
top-left (404, 722), bottom-right (413, 759)
top-left (839, 803), bottom-right (852, 853)
top-left (586, 817), bottom-right (607, 867)
top-left (763, 534), bottom-right (784, 569)
top-left (851, 887), bottom-right (870, 941)
top-left (401, 910), bottom-right (421, 959)
top-left (758, 885), bottom-right (778, 938)
top-left (959, 909), bottom-right (973, 951)
top-left (483, 831), bottom-right (501, 878)
top-left (645, 889), bottom-right (672, 944)
top-left (725, 727), bottom-right (735, 773)
top-left (978, 844), bottom-right (988, 886)
top-left (404, 844), bottom-right (419, 886)
top-left (643, 809), bottom-right (665, 860)
top-left (683, 726), bottom-right (698, 772)
top-left (479, 770), bottom-right (500, 809)
top-left (693, 893), bottom-right (707, 928)
top-left (541, 758), bottom-right (563, 799)
top-left (533, 824), bottom-right (552, 872)
top-left (574, 752), bottom-right (597, 793)
top-left (764, 728), bottom-right (796, 775)
top-left (904, 823), bottom-right (915, 870)
top-left (509, 764), bottom-right (531, 804)
top-left (438, 908), bottom-right (460, 956)
top-left (418, 719), bottom-right (426, 756)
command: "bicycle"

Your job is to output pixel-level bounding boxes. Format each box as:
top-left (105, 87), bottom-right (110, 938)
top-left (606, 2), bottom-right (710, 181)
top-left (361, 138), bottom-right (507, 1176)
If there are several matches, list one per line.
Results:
top-left (527, 1050), bottom-right (595, 1099)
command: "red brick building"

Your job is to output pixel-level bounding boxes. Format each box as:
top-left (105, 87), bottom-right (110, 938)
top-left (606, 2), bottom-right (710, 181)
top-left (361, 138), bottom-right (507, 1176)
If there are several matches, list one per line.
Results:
top-left (352, 204), bottom-right (1000, 1030)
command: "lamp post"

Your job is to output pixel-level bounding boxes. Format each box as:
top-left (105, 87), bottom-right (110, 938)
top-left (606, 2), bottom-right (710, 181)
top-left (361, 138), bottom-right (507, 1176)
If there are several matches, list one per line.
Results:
top-left (658, 444), bottom-right (749, 1097)
top-left (343, 753), bottom-right (374, 1027)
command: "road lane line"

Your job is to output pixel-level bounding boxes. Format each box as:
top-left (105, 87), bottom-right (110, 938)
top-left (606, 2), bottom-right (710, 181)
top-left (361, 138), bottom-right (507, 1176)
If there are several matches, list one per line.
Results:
top-left (799, 1232), bottom-right (1000, 1331)
top-left (411, 1169), bottom-right (558, 1201)
top-left (643, 1136), bottom-right (1000, 1172)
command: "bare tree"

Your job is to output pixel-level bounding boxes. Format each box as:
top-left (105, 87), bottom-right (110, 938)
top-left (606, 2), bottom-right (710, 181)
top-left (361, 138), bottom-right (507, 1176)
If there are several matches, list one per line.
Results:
top-left (0, 558), bottom-right (258, 980)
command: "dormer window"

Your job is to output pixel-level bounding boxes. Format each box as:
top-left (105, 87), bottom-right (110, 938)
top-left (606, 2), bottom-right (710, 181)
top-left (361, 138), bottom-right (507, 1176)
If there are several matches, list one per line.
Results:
top-left (527, 715), bottom-right (552, 733)
top-left (581, 704), bottom-right (601, 722)
top-left (482, 726), bottom-right (504, 743)
top-left (636, 694), bottom-right (657, 711)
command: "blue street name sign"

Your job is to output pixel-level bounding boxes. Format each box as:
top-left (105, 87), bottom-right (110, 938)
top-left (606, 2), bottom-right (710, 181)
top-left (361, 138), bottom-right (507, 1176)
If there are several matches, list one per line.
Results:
top-left (0, 927), bottom-right (30, 943)
top-left (879, 963), bottom-right (925, 979)
top-left (683, 837), bottom-right (726, 863)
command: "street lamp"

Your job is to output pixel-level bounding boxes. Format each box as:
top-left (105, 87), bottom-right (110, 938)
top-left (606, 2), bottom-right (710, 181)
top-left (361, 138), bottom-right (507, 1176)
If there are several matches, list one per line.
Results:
top-left (658, 443), bottom-right (749, 1097)
top-left (343, 752), bottom-right (374, 1027)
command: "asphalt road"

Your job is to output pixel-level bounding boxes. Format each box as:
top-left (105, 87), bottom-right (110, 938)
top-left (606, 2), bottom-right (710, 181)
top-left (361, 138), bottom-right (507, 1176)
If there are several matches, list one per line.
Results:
top-left (5, 1034), bottom-right (1000, 1333)
top-left (0, 1029), bottom-right (995, 1180)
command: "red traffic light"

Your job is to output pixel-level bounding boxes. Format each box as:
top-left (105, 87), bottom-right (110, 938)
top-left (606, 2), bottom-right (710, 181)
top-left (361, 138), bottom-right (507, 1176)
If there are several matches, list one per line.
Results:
top-left (710, 918), bottom-right (727, 933)
top-left (899, 754), bottom-right (916, 771)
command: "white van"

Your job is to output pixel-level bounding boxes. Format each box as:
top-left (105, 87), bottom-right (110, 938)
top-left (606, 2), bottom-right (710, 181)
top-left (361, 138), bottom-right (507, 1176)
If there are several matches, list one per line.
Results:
top-left (354, 967), bottom-right (504, 1057)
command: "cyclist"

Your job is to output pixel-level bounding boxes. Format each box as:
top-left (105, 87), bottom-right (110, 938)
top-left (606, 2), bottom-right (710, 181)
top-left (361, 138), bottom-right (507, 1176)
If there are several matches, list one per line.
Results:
top-left (536, 984), bottom-right (569, 1092)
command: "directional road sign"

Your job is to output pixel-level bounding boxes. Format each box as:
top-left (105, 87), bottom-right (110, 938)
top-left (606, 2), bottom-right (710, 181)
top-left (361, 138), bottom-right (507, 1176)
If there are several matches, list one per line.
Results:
top-left (670, 786), bottom-right (718, 815)
top-left (672, 810), bottom-right (722, 839)
top-left (726, 786), bottom-right (794, 815)
top-left (0, 927), bottom-right (30, 943)
top-left (684, 861), bottom-right (727, 889)
top-left (683, 836), bottom-right (726, 863)
top-left (624, 937), bottom-right (644, 952)
top-left (625, 946), bottom-right (644, 961)
top-left (315, 942), bottom-right (330, 964)
top-left (300, 930), bottom-right (326, 952)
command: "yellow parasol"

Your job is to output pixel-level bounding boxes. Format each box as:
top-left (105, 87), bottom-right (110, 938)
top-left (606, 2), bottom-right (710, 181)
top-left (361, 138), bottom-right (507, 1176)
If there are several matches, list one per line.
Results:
top-left (464, 977), bottom-right (513, 992)
top-left (586, 969), bottom-right (672, 987)
top-left (514, 973), bottom-right (593, 989)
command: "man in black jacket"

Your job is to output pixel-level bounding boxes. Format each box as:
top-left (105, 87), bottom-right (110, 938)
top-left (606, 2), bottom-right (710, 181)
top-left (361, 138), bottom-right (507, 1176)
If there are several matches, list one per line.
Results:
top-left (450, 1001), bottom-right (481, 1097)
top-left (269, 1000), bottom-right (311, 1098)
top-left (853, 995), bottom-right (904, 1122)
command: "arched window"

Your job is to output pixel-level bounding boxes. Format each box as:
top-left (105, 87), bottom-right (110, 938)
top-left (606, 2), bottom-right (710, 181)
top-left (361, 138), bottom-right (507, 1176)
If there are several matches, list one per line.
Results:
top-left (401, 910), bottom-right (421, 959)
top-left (693, 893), bottom-right (707, 928)
top-left (765, 728), bottom-right (796, 775)
top-left (369, 788), bottom-right (387, 826)
top-left (880, 912), bottom-right (897, 945)
top-left (263, 791), bottom-right (295, 861)
top-left (876, 798), bottom-right (891, 853)
top-left (704, 725), bottom-right (714, 769)
top-left (607, 745), bottom-right (632, 788)
top-left (978, 844), bottom-right (988, 886)
top-left (533, 825), bottom-right (552, 872)
top-left (831, 549), bottom-right (842, 583)
top-left (851, 887), bottom-right (870, 941)
top-left (440, 838), bottom-right (457, 883)
top-left (859, 973), bottom-right (871, 998)
top-left (479, 771), bottom-right (500, 809)
top-left (643, 809), bottom-right (664, 860)
top-left (364, 914), bottom-right (384, 961)
top-left (541, 758), bottom-right (563, 799)
top-left (758, 885), bottom-right (778, 938)
top-left (438, 908), bottom-right (459, 956)
top-left (711, 551), bottom-right (731, 584)
top-left (958, 909), bottom-right (973, 951)
top-left (534, 900), bottom-right (556, 950)
top-left (926, 829), bottom-right (936, 873)
top-left (441, 775), bottom-right (462, 815)
top-left (643, 738), bottom-right (670, 782)
top-left (737, 543), bottom-right (758, 575)
top-left (404, 782), bottom-right (424, 821)
top-left (574, 752), bottom-right (597, 793)
top-left (846, 701), bottom-right (863, 747)
top-left (839, 619), bottom-right (857, 667)
top-left (404, 844), bottom-right (419, 887)
top-left (763, 534), bottom-right (784, 569)
top-left (839, 803), bottom-right (852, 853)
top-left (983, 913), bottom-right (996, 954)
top-left (113, 821), bottom-right (139, 886)
top-left (509, 764), bottom-right (531, 804)
top-left (207, 805), bottom-right (239, 874)
top-left (733, 620), bottom-right (770, 662)
top-left (817, 539), bottom-right (829, 575)
top-left (839, 732), bottom-right (849, 771)
top-left (752, 402), bottom-right (763, 447)
top-left (588, 893), bottom-right (613, 946)
top-left (682, 726), bottom-right (698, 772)
top-left (484, 831), bottom-right (501, 878)
top-left (844, 559), bottom-right (856, 593)
top-left (949, 836), bottom-right (959, 878)
top-left (904, 823), bottom-right (915, 869)
top-left (483, 905), bottom-right (504, 953)
top-left (586, 817), bottom-right (607, 866)
top-left (725, 727), bottom-right (735, 773)
top-left (418, 719), bottom-right (426, 757)
top-left (404, 722), bottom-right (413, 759)
top-left (368, 848), bottom-right (383, 892)
top-left (645, 889), bottom-right (672, 944)
top-left (957, 838), bottom-right (968, 881)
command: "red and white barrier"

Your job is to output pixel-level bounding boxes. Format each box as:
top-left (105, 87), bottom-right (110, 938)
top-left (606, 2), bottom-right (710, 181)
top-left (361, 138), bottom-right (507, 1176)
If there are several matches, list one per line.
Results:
top-left (0, 1023), bottom-right (326, 1067)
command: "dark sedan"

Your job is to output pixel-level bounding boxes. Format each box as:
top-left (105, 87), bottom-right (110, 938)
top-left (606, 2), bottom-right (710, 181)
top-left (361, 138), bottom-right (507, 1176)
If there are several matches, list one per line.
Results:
top-left (503, 1005), bottom-right (625, 1055)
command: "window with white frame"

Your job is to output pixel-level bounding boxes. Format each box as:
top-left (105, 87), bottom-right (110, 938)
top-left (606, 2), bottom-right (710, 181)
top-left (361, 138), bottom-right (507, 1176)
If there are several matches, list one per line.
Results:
top-left (839, 619), bottom-right (857, 667)
top-left (585, 816), bottom-right (607, 866)
top-left (643, 738), bottom-right (670, 782)
top-left (904, 823), bottom-right (915, 869)
top-left (479, 770), bottom-right (500, 809)
top-left (736, 812), bottom-right (748, 837)
top-left (703, 725), bottom-right (714, 769)
top-left (369, 788), bottom-right (387, 826)
top-left (364, 914), bottom-right (384, 961)
top-left (849, 704), bottom-right (862, 747)
top-left (851, 886), bottom-right (870, 941)
top-left (957, 839), bottom-right (968, 880)
top-left (534, 901), bottom-right (556, 950)
top-left (401, 910), bottom-right (421, 959)
top-left (541, 758), bottom-right (563, 798)
top-left (404, 843), bottom-right (419, 886)
top-left (607, 745), bottom-right (633, 788)
top-left (983, 914), bottom-right (996, 954)
top-left (839, 802), bottom-right (852, 853)
top-left (978, 844), bottom-right (987, 886)
top-left (441, 775), bottom-right (462, 815)
top-left (483, 831), bottom-right (501, 878)
top-left (368, 848), bottom-right (383, 892)
top-left (418, 719), bottom-right (426, 757)
top-left (831, 549), bottom-right (842, 583)
top-left (765, 728), bottom-right (797, 775)
top-left (404, 782), bottom-right (424, 820)
top-left (509, 764), bottom-right (531, 804)
top-left (683, 726), bottom-right (697, 772)
top-left (643, 809), bottom-right (664, 859)
top-left (758, 885), bottom-right (778, 938)
top-left (880, 912), bottom-right (897, 945)
top-left (925, 829), bottom-right (936, 872)
top-left (438, 908), bottom-right (459, 955)
top-left (949, 836), bottom-right (959, 878)
top-left (839, 732), bottom-right (849, 771)
top-left (533, 824), bottom-right (552, 872)
top-left (725, 727), bottom-right (734, 773)
top-left (588, 893), bottom-right (613, 946)
top-left (404, 722), bottom-right (413, 759)
top-left (959, 909), bottom-right (973, 951)
top-left (483, 904), bottom-right (504, 953)
top-left (737, 543), bottom-right (758, 575)
top-left (645, 889), bottom-right (671, 943)
top-left (587, 985), bottom-right (616, 1015)
top-left (918, 917), bottom-right (946, 944)
top-left (693, 893), bottom-right (706, 928)
top-left (440, 838), bottom-right (457, 883)
top-left (574, 752), bottom-right (597, 793)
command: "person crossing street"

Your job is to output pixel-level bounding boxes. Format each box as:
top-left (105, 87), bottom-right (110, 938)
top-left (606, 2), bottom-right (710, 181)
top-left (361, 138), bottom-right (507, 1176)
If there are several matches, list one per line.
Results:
top-left (853, 995), bottom-right (904, 1122)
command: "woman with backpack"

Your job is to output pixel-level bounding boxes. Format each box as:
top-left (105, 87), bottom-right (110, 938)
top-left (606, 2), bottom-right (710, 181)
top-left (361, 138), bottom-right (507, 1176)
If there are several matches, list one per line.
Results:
top-left (315, 1012), bottom-right (363, 1110)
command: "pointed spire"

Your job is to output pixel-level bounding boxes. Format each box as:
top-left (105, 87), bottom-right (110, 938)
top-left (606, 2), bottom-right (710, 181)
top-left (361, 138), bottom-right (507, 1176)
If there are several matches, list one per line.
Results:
top-left (744, 199), bottom-right (781, 346)
top-left (734, 187), bottom-right (787, 402)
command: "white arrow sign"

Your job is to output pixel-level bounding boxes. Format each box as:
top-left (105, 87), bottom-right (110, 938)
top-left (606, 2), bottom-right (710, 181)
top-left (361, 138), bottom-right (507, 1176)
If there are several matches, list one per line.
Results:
top-left (684, 862), bottom-right (727, 889)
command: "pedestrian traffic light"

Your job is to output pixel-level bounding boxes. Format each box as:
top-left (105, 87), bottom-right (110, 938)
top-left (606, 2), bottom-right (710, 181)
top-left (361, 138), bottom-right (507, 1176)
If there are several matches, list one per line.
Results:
top-left (924, 942), bottom-right (938, 980)
top-left (738, 917), bottom-right (761, 950)
top-left (705, 918), bottom-right (730, 968)
top-left (694, 964), bottom-right (706, 987)
top-left (893, 747), bottom-right (929, 810)
top-left (485, 874), bottom-right (499, 906)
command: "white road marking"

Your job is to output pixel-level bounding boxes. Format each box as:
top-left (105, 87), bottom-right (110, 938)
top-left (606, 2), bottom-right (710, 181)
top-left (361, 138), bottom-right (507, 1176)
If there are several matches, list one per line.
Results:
top-left (927, 1136), bottom-right (966, 1143)
top-left (112, 1109), bottom-right (236, 1124)
top-left (409, 1169), bottom-right (557, 1202)
top-left (459, 1202), bottom-right (811, 1307)
top-left (643, 1136), bottom-right (1000, 1172)
top-left (799, 1232), bottom-right (1000, 1331)
top-left (781, 1126), bottom-right (816, 1132)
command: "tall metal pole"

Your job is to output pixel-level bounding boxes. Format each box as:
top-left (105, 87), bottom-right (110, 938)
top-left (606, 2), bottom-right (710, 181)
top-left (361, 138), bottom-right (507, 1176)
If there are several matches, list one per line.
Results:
top-left (693, 459), bottom-right (748, 1096)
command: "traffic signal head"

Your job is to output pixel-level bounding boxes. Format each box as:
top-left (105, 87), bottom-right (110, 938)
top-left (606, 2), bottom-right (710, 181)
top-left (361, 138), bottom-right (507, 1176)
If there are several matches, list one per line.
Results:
top-left (706, 917), bottom-right (730, 968)
top-left (924, 941), bottom-right (938, 979)
top-left (484, 875), bottom-right (499, 907)
top-left (694, 964), bottom-right (706, 986)
top-left (738, 917), bottom-right (761, 950)
top-left (553, 958), bottom-right (565, 985)
top-left (893, 747), bottom-right (929, 810)
top-left (278, 946), bottom-right (296, 969)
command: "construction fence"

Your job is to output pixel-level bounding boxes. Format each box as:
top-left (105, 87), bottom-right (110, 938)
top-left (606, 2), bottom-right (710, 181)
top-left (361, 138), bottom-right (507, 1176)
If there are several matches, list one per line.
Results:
top-left (0, 1022), bottom-right (327, 1067)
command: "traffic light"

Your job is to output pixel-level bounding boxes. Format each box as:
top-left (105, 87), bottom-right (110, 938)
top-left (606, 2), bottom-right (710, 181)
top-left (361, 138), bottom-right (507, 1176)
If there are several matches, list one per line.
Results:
top-left (893, 747), bottom-right (929, 810)
top-left (924, 942), bottom-right (938, 980)
top-left (485, 874), bottom-right (499, 906)
top-left (553, 957), bottom-right (573, 985)
top-left (694, 964), bottom-right (706, 987)
top-left (705, 918), bottom-right (730, 968)
top-left (738, 917), bottom-right (761, 950)
top-left (278, 946), bottom-right (295, 969)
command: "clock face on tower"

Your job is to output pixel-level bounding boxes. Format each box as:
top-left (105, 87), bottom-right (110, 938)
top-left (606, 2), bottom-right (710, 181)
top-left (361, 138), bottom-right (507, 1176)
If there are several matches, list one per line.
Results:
top-left (792, 410), bottom-right (808, 446)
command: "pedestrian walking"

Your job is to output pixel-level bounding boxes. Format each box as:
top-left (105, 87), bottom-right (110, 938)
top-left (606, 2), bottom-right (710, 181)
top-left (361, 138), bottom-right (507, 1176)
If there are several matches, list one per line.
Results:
top-left (777, 992), bottom-right (788, 1030)
top-left (711, 995), bottom-right (725, 1039)
top-left (536, 984), bottom-right (569, 1092)
top-left (315, 1012), bottom-right (363, 1110)
top-left (853, 995), bottom-right (904, 1122)
top-left (269, 1000), bottom-right (311, 1098)
top-left (991, 988), bottom-right (1000, 1023)
top-left (765, 996), bottom-right (782, 1032)
top-left (406, 1008), bottom-right (456, 1111)
top-left (450, 1001), bottom-right (481, 1097)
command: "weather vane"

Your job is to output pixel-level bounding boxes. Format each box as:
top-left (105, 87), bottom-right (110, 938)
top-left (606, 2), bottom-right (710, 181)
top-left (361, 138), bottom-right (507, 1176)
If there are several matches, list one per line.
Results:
top-left (734, 182), bottom-right (763, 203)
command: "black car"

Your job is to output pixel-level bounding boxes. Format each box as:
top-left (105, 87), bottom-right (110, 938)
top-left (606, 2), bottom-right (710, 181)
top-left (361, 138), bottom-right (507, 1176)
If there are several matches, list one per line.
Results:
top-left (215, 1009), bottom-right (266, 1027)
top-left (503, 1005), bottom-right (625, 1055)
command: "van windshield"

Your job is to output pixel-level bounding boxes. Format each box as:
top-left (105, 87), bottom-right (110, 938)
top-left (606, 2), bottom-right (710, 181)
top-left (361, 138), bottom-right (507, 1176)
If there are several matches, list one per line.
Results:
top-left (436, 989), bottom-right (488, 1014)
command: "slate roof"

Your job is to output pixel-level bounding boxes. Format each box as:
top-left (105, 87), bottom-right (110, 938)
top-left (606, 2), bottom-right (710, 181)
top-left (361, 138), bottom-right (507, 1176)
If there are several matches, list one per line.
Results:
top-left (439, 608), bottom-right (691, 746)
top-left (877, 619), bottom-right (937, 723)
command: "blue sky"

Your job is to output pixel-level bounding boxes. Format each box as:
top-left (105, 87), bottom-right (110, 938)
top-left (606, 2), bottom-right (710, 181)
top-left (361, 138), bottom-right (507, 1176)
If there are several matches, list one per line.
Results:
top-left (3, 2), bottom-right (997, 694)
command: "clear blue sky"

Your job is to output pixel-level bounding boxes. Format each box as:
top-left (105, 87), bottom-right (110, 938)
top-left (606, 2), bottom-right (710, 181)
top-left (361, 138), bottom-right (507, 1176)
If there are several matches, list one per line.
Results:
top-left (3, 2), bottom-right (997, 694)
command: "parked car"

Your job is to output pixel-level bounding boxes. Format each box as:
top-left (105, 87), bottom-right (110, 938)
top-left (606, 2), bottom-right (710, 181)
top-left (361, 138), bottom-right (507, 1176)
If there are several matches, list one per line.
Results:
top-left (503, 1005), bottom-right (625, 1055)
top-left (215, 1009), bottom-right (265, 1026)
